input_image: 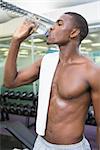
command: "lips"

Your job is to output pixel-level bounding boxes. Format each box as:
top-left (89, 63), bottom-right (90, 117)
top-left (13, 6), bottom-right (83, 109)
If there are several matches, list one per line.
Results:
top-left (46, 31), bottom-right (55, 42)
top-left (47, 32), bottom-right (52, 39)
top-left (47, 30), bottom-right (52, 37)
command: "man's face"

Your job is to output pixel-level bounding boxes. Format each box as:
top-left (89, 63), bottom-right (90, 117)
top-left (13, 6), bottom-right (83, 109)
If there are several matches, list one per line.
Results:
top-left (47, 14), bottom-right (75, 46)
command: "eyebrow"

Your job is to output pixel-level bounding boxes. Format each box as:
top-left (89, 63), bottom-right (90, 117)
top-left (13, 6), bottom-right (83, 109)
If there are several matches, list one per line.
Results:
top-left (56, 19), bottom-right (63, 23)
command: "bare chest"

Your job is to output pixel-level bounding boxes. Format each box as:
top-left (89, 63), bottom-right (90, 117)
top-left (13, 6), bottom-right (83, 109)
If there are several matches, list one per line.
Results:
top-left (50, 64), bottom-right (89, 99)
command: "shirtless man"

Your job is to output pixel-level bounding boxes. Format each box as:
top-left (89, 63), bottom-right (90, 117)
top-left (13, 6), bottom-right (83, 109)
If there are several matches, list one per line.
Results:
top-left (4, 12), bottom-right (100, 150)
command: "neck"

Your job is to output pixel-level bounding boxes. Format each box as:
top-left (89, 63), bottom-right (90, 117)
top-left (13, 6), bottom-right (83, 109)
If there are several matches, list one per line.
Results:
top-left (59, 42), bottom-right (80, 64)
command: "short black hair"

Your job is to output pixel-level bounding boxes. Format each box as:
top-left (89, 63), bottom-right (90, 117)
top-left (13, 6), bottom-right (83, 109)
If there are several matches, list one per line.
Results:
top-left (64, 12), bottom-right (89, 43)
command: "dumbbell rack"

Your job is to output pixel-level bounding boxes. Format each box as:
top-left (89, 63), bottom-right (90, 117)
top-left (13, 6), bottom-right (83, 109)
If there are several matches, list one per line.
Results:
top-left (85, 104), bottom-right (96, 126)
top-left (0, 90), bottom-right (38, 128)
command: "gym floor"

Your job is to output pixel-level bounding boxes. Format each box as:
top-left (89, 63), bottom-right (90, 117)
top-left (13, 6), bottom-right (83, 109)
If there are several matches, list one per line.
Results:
top-left (0, 134), bottom-right (23, 150)
top-left (0, 114), bottom-right (35, 150)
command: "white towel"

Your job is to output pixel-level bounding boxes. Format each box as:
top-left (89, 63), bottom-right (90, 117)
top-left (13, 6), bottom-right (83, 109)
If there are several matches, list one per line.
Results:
top-left (36, 52), bottom-right (59, 136)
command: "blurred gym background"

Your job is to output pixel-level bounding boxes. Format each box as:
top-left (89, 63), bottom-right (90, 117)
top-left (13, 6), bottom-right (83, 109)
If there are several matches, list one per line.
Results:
top-left (0, 0), bottom-right (100, 149)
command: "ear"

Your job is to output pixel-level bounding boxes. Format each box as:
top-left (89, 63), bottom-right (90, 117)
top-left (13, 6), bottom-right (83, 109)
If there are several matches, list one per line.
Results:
top-left (70, 28), bottom-right (80, 39)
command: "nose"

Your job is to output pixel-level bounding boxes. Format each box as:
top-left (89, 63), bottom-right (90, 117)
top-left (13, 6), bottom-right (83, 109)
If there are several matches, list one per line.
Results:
top-left (49, 23), bottom-right (55, 31)
top-left (50, 26), bottom-right (53, 31)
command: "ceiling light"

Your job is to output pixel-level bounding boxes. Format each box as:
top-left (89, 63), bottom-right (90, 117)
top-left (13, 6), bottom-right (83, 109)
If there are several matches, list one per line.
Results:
top-left (19, 51), bottom-right (28, 55)
top-left (89, 33), bottom-right (98, 37)
top-left (36, 46), bottom-right (48, 50)
top-left (0, 48), bottom-right (8, 51)
top-left (4, 51), bottom-right (8, 56)
top-left (81, 51), bottom-right (88, 55)
top-left (19, 55), bottom-right (28, 58)
top-left (32, 39), bottom-right (44, 43)
top-left (91, 43), bottom-right (100, 47)
top-left (21, 43), bottom-right (31, 47)
top-left (80, 47), bottom-right (86, 50)
top-left (86, 48), bottom-right (93, 51)
top-left (82, 39), bottom-right (92, 44)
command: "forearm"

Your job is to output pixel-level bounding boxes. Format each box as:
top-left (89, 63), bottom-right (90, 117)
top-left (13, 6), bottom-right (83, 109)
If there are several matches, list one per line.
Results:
top-left (4, 19), bottom-right (37, 88)
top-left (4, 38), bottom-right (21, 87)
top-left (96, 126), bottom-right (100, 149)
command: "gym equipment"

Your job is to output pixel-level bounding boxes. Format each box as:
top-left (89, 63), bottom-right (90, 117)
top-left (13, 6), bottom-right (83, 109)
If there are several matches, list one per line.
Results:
top-left (0, 121), bottom-right (37, 150)
top-left (0, 90), bottom-right (38, 127)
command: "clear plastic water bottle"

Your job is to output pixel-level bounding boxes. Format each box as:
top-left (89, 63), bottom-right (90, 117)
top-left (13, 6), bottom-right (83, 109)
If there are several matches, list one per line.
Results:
top-left (25, 14), bottom-right (48, 36)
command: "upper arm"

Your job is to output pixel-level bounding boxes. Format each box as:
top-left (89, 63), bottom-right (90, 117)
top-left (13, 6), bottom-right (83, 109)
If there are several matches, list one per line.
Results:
top-left (89, 66), bottom-right (100, 126)
top-left (9, 57), bottom-right (42, 88)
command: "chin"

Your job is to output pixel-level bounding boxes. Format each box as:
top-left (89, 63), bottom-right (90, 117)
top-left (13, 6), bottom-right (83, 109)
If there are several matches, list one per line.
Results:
top-left (47, 36), bottom-right (56, 44)
top-left (46, 39), bottom-right (53, 45)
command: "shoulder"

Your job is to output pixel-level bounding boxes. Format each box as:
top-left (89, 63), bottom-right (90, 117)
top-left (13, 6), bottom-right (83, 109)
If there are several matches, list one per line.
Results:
top-left (80, 55), bottom-right (100, 87)
top-left (83, 56), bottom-right (100, 88)
top-left (81, 55), bottom-right (98, 70)
top-left (84, 56), bottom-right (100, 76)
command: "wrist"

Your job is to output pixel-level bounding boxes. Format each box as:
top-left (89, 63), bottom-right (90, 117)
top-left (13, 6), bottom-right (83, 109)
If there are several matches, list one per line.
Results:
top-left (11, 36), bottom-right (22, 45)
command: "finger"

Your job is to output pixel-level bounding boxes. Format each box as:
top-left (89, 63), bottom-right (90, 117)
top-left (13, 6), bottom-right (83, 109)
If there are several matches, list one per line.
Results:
top-left (28, 24), bottom-right (38, 35)
top-left (29, 24), bottom-right (39, 34)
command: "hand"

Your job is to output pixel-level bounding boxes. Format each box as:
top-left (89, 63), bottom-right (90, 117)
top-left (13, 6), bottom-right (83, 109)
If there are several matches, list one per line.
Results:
top-left (13, 18), bottom-right (38, 42)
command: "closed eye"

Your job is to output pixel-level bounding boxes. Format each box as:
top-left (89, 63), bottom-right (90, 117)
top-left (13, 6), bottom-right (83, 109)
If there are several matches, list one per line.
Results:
top-left (56, 19), bottom-right (63, 26)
